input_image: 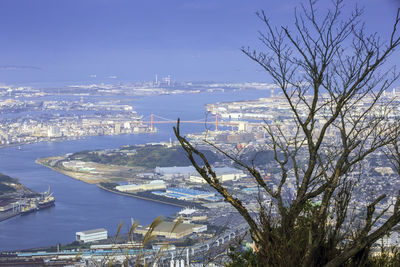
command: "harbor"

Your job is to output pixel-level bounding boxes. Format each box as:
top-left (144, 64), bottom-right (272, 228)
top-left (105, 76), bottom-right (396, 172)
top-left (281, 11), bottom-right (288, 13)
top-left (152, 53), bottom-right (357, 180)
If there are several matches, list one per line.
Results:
top-left (0, 89), bottom-right (265, 252)
top-left (0, 188), bottom-right (55, 221)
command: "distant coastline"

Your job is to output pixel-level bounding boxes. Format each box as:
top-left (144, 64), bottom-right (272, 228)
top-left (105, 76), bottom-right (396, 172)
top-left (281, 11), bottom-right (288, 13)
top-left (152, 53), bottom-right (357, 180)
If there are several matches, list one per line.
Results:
top-left (0, 133), bottom-right (146, 150)
top-left (0, 135), bottom-right (90, 150)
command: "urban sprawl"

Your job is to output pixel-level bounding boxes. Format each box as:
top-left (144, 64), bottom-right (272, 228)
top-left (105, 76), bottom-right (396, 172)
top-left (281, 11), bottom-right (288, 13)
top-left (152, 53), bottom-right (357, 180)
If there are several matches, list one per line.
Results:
top-left (0, 79), bottom-right (400, 266)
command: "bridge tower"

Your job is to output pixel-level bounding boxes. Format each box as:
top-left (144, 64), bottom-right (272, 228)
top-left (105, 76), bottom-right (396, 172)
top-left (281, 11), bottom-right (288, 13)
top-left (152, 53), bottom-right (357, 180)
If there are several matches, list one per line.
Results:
top-left (151, 114), bottom-right (154, 130)
top-left (215, 114), bottom-right (218, 131)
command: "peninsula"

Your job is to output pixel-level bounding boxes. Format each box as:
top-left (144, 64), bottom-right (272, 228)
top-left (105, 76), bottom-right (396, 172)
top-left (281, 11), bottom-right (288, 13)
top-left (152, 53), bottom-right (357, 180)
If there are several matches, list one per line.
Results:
top-left (36, 143), bottom-right (226, 207)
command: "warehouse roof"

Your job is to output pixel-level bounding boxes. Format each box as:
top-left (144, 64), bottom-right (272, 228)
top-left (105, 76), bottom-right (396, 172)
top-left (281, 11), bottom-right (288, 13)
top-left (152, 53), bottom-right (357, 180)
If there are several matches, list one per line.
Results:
top-left (153, 221), bottom-right (195, 234)
top-left (77, 228), bottom-right (107, 235)
top-left (155, 166), bottom-right (243, 176)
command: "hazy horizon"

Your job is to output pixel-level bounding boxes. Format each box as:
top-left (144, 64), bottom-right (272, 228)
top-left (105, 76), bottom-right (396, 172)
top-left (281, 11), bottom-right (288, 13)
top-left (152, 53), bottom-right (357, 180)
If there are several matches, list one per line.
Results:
top-left (0, 0), bottom-right (399, 85)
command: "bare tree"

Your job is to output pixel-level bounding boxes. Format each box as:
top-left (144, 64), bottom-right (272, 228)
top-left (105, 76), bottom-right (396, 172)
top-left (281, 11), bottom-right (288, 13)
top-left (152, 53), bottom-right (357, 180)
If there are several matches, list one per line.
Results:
top-left (174, 1), bottom-right (400, 266)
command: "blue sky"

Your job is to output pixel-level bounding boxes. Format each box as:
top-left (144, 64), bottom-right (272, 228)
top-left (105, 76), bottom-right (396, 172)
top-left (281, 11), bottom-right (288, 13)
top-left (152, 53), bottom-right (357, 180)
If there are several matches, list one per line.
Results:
top-left (0, 0), bottom-right (398, 85)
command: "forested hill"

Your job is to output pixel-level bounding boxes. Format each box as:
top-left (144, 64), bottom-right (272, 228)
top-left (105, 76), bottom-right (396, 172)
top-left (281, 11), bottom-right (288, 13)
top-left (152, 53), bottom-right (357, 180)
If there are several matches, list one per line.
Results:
top-left (68, 145), bottom-right (220, 169)
top-left (0, 173), bottom-right (19, 194)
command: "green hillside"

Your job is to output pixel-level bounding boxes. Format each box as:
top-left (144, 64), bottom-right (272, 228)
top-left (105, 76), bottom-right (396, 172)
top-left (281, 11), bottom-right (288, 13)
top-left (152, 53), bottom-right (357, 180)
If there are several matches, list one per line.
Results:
top-left (68, 145), bottom-right (219, 169)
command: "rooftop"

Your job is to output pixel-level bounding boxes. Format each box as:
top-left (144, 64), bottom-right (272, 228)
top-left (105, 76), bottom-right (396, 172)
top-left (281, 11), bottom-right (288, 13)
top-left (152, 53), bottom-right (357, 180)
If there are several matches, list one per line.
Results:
top-left (168, 187), bottom-right (214, 196)
top-left (77, 228), bottom-right (107, 235)
top-left (151, 221), bottom-right (196, 234)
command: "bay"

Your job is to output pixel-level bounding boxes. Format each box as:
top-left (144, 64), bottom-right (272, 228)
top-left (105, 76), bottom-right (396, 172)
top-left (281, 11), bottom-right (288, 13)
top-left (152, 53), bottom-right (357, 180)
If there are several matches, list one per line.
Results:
top-left (0, 89), bottom-right (267, 251)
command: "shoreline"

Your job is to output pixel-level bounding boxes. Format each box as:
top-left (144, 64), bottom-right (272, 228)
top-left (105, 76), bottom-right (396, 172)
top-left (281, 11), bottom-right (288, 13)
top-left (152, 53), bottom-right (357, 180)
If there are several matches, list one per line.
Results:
top-left (37, 158), bottom-right (201, 210)
top-left (0, 131), bottom-right (156, 151)
top-left (0, 136), bottom-right (86, 150)
top-left (35, 159), bottom-right (104, 184)
top-left (0, 210), bottom-right (20, 222)
top-left (96, 184), bottom-right (186, 208)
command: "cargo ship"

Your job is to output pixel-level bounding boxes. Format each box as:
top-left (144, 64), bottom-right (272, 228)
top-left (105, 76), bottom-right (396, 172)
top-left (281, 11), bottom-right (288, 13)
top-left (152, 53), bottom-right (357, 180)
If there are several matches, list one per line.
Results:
top-left (20, 187), bottom-right (55, 216)
top-left (20, 202), bottom-right (38, 215)
top-left (38, 187), bottom-right (55, 210)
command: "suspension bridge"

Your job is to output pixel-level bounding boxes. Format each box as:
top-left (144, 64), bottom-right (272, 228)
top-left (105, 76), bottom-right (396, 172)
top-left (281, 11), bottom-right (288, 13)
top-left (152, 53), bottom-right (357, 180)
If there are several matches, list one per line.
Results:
top-left (132, 114), bottom-right (271, 132)
top-left (138, 114), bottom-right (235, 131)
top-left (80, 114), bottom-right (267, 132)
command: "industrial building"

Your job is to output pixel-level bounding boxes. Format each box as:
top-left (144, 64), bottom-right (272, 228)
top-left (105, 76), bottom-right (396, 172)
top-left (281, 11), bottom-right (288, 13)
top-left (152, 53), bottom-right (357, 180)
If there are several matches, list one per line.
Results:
top-left (76, 228), bottom-right (108, 243)
top-left (177, 208), bottom-right (207, 222)
top-left (155, 166), bottom-right (246, 183)
top-left (135, 221), bottom-right (207, 239)
top-left (115, 180), bottom-right (166, 192)
top-left (189, 170), bottom-right (247, 184)
top-left (152, 188), bottom-right (221, 202)
top-left (154, 166), bottom-right (196, 179)
top-left (90, 242), bottom-right (143, 250)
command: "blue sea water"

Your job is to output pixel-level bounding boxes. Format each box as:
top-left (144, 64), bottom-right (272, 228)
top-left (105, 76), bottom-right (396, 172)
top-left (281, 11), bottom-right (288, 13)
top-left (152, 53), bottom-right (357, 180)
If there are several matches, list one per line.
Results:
top-left (0, 89), bottom-right (266, 251)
